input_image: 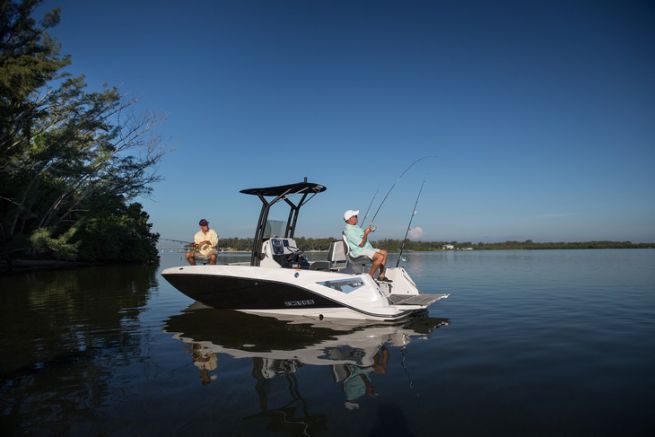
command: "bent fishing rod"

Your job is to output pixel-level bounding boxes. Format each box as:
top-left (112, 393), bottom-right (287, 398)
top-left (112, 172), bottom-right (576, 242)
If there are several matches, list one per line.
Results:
top-left (159, 238), bottom-right (200, 252)
top-left (363, 155), bottom-right (433, 229)
top-left (161, 238), bottom-right (192, 245)
top-left (359, 186), bottom-right (379, 227)
top-left (396, 179), bottom-right (425, 267)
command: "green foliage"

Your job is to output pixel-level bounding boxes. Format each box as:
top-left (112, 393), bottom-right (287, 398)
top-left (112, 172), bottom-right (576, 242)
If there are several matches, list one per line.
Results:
top-left (0, 1), bottom-right (161, 264)
top-left (0, 0), bottom-right (69, 103)
top-left (75, 202), bottom-right (159, 262)
top-left (217, 237), bottom-right (254, 251)
top-left (294, 237), bottom-right (339, 251)
top-left (29, 226), bottom-right (79, 260)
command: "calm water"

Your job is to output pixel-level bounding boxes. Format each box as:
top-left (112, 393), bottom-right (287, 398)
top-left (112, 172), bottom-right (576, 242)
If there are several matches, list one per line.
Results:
top-left (1, 250), bottom-right (654, 436)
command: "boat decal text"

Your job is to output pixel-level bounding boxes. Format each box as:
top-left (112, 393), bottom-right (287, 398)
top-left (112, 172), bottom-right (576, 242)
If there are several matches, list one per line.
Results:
top-left (284, 299), bottom-right (315, 307)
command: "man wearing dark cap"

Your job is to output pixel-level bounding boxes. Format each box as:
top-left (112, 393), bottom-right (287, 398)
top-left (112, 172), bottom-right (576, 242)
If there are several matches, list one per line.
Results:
top-left (186, 219), bottom-right (219, 265)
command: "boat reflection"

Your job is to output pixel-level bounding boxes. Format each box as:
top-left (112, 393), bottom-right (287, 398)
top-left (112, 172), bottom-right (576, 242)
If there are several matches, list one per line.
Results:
top-left (165, 304), bottom-right (448, 430)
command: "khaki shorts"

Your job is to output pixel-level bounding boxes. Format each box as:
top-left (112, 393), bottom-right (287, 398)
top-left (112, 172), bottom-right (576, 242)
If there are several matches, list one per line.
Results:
top-left (195, 245), bottom-right (217, 257)
top-left (359, 248), bottom-right (380, 259)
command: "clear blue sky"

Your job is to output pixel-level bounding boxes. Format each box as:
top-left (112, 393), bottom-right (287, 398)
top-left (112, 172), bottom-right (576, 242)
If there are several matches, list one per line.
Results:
top-left (42, 0), bottom-right (655, 242)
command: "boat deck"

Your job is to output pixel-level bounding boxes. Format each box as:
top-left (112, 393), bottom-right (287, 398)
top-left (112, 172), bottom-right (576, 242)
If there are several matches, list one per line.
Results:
top-left (388, 294), bottom-right (449, 306)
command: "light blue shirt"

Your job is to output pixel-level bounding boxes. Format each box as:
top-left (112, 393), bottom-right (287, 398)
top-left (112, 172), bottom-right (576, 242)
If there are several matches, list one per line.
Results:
top-left (343, 224), bottom-right (373, 257)
top-left (343, 365), bottom-right (373, 401)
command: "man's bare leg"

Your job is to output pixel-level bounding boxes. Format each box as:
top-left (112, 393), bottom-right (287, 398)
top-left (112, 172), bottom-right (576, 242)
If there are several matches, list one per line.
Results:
top-left (368, 254), bottom-right (383, 277)
top-left (209, 253), bottom-right (217, 265)
top-left (186, 252), bottom-right (196, 265)
top-left (369, 252), bottom-right (386, 278)
top-left (377, 250), bottom-right (388, 279)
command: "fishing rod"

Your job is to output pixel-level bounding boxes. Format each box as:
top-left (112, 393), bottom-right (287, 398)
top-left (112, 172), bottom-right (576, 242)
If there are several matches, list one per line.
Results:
top-left (160, 237), bottom-right (196, 250)
top-left (359, 186), bottom-right (379, 228)
top-left (396, 180), bottom-right (425, 268)
top-left (161, 238), bottom-right (192, 245)
top-left (159, 238), bottom-right (207, 257)
top-left (369, 155), bottom-right (433, 226)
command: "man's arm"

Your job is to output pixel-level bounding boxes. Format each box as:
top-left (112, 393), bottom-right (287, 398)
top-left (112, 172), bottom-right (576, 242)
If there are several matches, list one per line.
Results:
top-left (209, 230), bottom-right (219, 247)
top-left (359, 227), bottom-right (371, 247)
top-left (194, 233), bottom-right (212, 247)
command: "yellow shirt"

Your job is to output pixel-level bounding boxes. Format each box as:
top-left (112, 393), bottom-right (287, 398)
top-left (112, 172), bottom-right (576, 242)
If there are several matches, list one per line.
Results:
top-left (194, 229), bottom-right (219, 256)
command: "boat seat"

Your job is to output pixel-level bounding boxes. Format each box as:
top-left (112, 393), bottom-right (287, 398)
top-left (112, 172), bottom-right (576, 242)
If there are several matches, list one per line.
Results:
top-left (308, 239), bottom-right (349, 271)
top-left (309, 260), bottom-right (330, 270)
top-left (342, 233), bottom-right (369, 274)
top-left (328, 239), bottom-right (348, 270)
top-left (326, 239), bottom-right (348, 271)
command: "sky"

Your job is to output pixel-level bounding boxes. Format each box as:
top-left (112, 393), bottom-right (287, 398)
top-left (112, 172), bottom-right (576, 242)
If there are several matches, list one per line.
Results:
top-left (40, 0), bottom-right (655, 242)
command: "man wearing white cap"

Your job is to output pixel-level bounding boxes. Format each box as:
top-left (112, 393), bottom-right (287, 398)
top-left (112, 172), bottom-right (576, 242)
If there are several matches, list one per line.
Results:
top-left (343, 210), bottom-right (391, 282)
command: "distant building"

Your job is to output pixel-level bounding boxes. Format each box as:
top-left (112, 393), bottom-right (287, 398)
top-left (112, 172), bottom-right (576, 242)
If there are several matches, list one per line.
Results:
top-left (442, 244), bottom-right (455, 250)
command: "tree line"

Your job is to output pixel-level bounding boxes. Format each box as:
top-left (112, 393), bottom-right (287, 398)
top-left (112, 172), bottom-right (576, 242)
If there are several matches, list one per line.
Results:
top-left (1, 0), bottom-right (161, 267)
top-left (216, 237), bottom-right (655, 252)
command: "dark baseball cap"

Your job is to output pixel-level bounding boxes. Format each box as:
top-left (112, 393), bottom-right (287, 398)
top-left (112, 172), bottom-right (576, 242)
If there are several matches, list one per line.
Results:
top-left (199, 219), bottom-right (209, 226)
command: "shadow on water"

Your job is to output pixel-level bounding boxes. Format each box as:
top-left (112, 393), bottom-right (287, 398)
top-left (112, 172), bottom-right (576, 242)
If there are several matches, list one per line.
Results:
top-left (368, 403), bottom-right (415, 437)
top-left (164, 306), bottom-right (448, 436)
top-left (0, 264), bottom-right (158, 435)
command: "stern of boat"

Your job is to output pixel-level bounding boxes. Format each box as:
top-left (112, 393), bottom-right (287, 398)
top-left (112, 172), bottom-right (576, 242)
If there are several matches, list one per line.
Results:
top-left (381, 266), bottom-right (449, 311)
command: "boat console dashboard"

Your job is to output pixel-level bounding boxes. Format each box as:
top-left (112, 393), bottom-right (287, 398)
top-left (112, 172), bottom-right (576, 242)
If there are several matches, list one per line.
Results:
top-left (261, 238), bottom-right (310, 269)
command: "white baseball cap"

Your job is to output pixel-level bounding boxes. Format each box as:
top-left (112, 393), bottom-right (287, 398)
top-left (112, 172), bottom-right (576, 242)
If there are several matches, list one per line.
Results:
top-left (343, 209), bottom-right (359, 221)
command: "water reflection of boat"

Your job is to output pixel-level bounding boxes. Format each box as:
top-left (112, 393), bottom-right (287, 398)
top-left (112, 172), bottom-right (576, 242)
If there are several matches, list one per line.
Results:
top-left (165, 303), bottom-right (448, 368)
top-left (164, 304), bottom-right (448, 433)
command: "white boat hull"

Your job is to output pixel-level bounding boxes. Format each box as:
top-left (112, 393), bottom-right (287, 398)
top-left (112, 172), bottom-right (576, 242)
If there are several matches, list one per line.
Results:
top-left (162, 265), bottom-right (448, 322)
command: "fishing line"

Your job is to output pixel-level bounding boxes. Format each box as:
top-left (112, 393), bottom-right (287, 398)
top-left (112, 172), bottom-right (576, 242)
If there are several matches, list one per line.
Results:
top-left (359, 186), bottom-right (379, 228)
top-left (369, 155), bottom-right (433, 224)
top-left (396, 180), bottom-right (425, 268)
top-left (400, 346), bottom-right (419, 397)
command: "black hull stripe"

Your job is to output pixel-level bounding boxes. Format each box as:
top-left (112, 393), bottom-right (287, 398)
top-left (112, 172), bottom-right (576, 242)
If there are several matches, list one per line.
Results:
top-left (163, 273), bottom-right (343, 310)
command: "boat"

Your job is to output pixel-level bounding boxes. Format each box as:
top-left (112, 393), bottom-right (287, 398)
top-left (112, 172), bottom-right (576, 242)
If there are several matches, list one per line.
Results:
top-left (161, 180), bottom-right (449, 321)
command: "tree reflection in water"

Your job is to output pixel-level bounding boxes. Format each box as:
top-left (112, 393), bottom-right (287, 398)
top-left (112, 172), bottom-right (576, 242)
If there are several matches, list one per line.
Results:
top-left (165, 307), bottom-right (448, 436)
top-left (0, 264), bottom-right (158, 434)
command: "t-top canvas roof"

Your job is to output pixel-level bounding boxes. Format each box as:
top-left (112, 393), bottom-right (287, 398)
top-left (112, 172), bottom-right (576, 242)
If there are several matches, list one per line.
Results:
top-left (240, 181), bottom-right (326, 197)
top-left (239, 180), bottom-right (326, 266)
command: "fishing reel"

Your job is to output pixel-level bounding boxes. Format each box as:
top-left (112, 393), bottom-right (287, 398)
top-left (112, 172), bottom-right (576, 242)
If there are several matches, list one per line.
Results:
top-left (198, 243), bottom-right (213, 256)
top-left (368, 224), bottom-right (377, 232)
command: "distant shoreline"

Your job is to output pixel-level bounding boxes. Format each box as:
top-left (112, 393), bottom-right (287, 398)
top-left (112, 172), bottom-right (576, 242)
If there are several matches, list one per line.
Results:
top-left (184, 239), bottom-right (655, 252)
top-left (5, 244), bottom-right (654, 274)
